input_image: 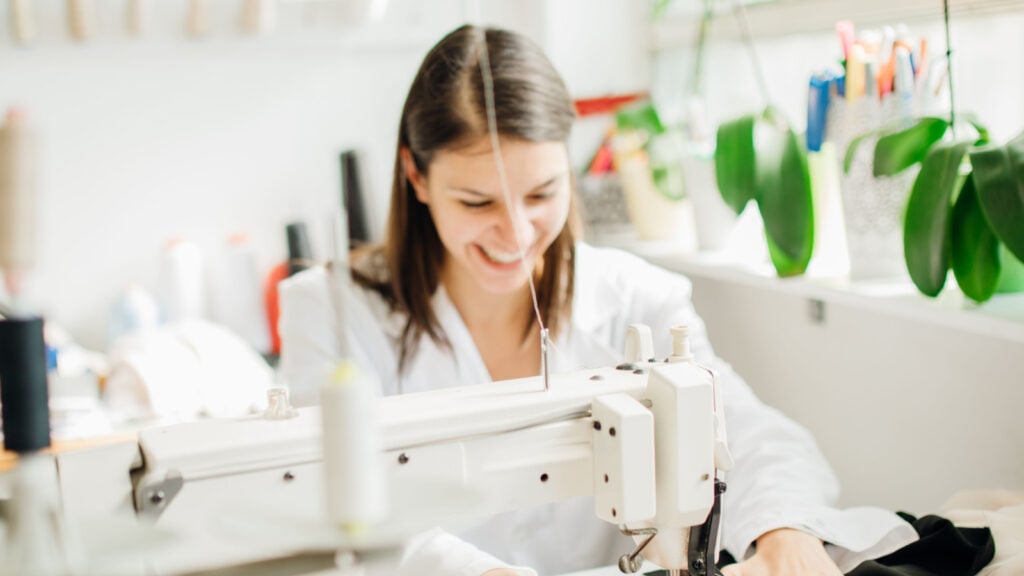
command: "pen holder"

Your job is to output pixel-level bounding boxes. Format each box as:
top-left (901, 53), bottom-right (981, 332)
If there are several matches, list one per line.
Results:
top-left (827, 96), bottom-right (916, 280)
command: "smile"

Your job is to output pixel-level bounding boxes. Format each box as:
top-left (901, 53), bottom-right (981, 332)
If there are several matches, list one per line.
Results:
top-left (478, 244), bottom-right (525, 265)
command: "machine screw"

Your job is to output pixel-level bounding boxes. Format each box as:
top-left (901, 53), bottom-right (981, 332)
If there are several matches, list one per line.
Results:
top-left (283, 471), bottom-right (295, 481)
top-left (691, 558), bottom-right (706, 572)
top-left (149, 491), bottom-right (165, 506)
top-left (593, 421), bottom-right (602, 431)
top-left (540, 473), bottom-right (549, 482)
top-left (398, 453), bottom-right (409, 465)
top-left (615, 363), bottom-right (638, 371)
top-left (589, 374), bottom-right (604, 381)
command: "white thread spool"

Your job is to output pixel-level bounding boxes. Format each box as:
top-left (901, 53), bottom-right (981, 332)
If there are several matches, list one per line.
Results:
top-left (320, 360), bottom-right (387, 531)
top-left (158, 239), bottom-right (206, 323)
top-left (214, 234), bottom-right (270, 354)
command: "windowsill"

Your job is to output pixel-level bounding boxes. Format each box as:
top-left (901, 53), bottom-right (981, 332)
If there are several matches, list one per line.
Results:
top-left (590, 231), bottom-right (1024, 346)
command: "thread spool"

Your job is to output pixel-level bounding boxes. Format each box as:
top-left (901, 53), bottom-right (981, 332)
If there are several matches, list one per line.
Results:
top-left (9, 0), bottom-right (36, 44)
top-left (126, 0), bottom-right (151, 37)
top-left (340, 150), bottom-right (370, 247)
top-left (0, 317), bottom-right (51, 453)
top-left (216, 234), bottom-right (271, 354)
top-left (158, 239), bottom-right (206, 323)
top-left (0, 108), bottom-right (38, 279)
top-left (320, 360), bottom-right (387, 530)
top-left (286, 222), bottom-right (313, 277)
top-left (67, 0), bottom-right (96, 42)
top-left (240, 0), bottom-right (276, 35)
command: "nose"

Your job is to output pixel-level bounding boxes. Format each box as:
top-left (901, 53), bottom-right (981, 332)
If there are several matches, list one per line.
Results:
top-left (497, 202), bottom-right (537, 248)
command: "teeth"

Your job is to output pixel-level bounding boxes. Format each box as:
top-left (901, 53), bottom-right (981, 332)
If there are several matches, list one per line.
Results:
top-left (481, 246), bottom-right (522, 264)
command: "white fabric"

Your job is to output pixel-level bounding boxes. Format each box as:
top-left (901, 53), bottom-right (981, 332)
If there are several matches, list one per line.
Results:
top-left (278, 243), bottom-right (918, 576)
top-left (942, 490), bottom-right (1024, 576)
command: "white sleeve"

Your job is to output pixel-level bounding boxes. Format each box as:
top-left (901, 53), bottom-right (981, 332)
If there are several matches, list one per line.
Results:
top-left (278, 267), bottom-right (339, 407)
top-left (597, 248), bottom-right (914, 567)
top-left (278, 267), bottom-right (401, 405)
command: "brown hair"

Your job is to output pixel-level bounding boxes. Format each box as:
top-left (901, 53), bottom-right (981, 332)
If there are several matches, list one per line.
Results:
top-left (353, 24), bottom-right (581, 373)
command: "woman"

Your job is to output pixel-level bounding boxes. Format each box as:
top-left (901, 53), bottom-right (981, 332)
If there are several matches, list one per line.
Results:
top-left (279, 24), bottom-right (916, 576)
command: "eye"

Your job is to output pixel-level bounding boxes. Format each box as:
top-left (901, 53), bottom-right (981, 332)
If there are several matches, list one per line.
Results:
top-left (459, 199), bottom-right (493, 209)
top-left (529, 190), bottom-right (557, 202)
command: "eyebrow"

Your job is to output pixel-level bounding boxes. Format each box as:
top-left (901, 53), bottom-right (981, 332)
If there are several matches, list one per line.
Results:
top-left (449, 172), bottom-right (567, 197)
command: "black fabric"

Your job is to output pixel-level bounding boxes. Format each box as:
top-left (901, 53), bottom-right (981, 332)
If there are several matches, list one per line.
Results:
top-left (846, 512), bottom-right (994, 576)
top-left (644, 513), bottom-right (995, 576)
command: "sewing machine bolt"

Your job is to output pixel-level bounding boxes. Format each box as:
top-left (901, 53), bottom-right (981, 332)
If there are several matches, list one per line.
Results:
top-left (283, 471), bottom-right (295, 482)
top-left (398, 453), bottom-right (409, 465)
top-left (149, 491), bottom-right (165, 506)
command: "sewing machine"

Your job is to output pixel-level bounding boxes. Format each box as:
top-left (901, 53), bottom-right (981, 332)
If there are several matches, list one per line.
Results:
top-left (7, 324), bottom-right (732, 576)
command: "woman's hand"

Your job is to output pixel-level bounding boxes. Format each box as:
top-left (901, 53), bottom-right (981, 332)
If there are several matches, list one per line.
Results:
top-left (721, 528), bottom-right (842, 576)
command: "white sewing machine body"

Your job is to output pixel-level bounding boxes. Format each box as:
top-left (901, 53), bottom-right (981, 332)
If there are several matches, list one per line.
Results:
top-left (50, 327), bottom-right (731, 576)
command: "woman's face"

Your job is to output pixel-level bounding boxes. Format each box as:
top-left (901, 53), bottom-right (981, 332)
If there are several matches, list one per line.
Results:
top-left (406, 137), bottom-right (571, 297)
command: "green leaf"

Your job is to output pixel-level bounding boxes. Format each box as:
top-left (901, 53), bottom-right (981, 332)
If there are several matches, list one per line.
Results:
top-left (616, 103), bottom-right (665, 136)
top-left (873, 117), bottom-right (949, 177)
top-left (652, 164), bottom-right (686, 201)
top-left (958, 112), bottom-right (991, 145)
top-left (969, 133), bottom-right (1024, 263)
top-left (903, 141), bottom-right (971, 297)
top-left (844, 130), bottom-right (877, 174)
top-left (951, 175), bottom-right (1000, 302)
top-left (714, 115), bottom-right (757, 214)
top-left (756, 125), bottom-right (814, 277)
top-left (995, 243), bottom-right (1024, 294)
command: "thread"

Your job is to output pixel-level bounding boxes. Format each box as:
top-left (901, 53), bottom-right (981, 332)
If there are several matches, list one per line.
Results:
top-left (0, 108), bottom-right (38, 281)
top-left (157, 238), bottom-right (206, 323)
top-left (286, 222), bottom-right (314, 277)
top-left (0, 317), bottom-right (51, 453)
top-left (212, 234), bottom-right (271, 354)
top-left (321, 360), bottom-right (387, 529)
top-left (340, 150), bottom-right (370, 247)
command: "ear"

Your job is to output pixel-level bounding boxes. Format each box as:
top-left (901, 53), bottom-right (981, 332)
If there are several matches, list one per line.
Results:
top-left (400, 147), bottom-right (429, 204)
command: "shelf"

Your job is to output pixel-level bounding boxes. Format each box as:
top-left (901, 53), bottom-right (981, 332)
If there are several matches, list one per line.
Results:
top-left (650, 0), bottom-right (1024, 50)
top-left (596, 236), bottom-right (1024, 346)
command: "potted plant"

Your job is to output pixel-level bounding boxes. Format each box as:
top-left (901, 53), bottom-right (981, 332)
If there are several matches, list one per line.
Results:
top-left (845, 118), bottom-right (1024, 302)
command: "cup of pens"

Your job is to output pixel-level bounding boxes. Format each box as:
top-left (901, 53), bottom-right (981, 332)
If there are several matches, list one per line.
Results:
top-left (811, 21), bottom-right (945, 280)
top-left (830, 97), bottom-right (917, 280)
